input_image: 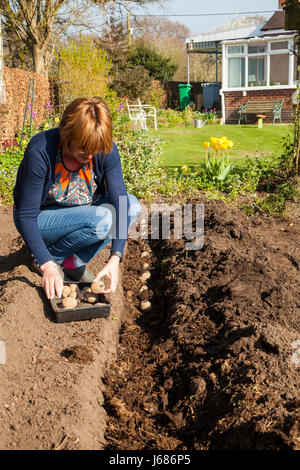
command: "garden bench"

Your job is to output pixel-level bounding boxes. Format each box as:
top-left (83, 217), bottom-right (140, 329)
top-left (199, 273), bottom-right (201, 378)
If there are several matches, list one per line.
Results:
top-left (126, 99), bottom-right (157, 130)
top-left (238, 99), bottom-right (284, 125)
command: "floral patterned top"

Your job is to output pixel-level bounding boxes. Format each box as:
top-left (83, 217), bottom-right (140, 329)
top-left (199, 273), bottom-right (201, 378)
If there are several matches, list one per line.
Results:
top-left (44, 148), bottom-right (97, 206)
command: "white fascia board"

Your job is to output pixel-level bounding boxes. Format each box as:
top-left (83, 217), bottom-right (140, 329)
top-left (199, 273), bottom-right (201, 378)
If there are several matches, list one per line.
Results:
top-left (222, 85), bottom-right (297, 92)
top-left (186, 23), bottom-right (265, 44)
top-left (222, 33), bottom-right (295, 45)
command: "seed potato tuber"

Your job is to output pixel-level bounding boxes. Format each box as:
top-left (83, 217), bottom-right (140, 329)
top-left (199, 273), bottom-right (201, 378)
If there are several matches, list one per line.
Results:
top-left (62, 297), bottom-right (77, 309)
top-left (140, 301), bottom-right (151, 312)
top-left (140, 271), bottom-right (151, 283)
top-left (62, 286), bottom-right (71, 298)
top-left (69, 284), bottom-right (78, 292)
top-left (91, 280), bottom-right (105, 294)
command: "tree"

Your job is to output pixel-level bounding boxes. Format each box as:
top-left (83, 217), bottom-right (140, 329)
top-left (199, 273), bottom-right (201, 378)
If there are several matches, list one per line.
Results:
top-left (129, 43), bottom-right (178, 80)
top-left (56, 35), bottom-right (114, 105)
top-left (131, 16), bottom-right (190, 81)
top-left (0, 0), bottom-right (162, 75)
top-left (216, 15), bottom-right (266, 32)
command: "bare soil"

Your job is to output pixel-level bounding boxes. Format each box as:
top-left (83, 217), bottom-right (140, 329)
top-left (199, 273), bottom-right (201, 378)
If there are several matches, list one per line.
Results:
top-left (0, 198), bottom-right (299, 450)
top-left (0, 205), bottom-right (125, 450)
top-left (104, 198), bottom-right (300, 450)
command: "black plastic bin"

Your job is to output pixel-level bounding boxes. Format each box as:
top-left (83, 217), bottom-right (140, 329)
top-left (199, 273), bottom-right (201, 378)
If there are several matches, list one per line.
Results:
top-left (49, 282), bottom-right (111, 323)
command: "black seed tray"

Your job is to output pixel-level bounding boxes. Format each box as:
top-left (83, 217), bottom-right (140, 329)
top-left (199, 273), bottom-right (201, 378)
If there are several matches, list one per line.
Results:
top-left (49, 282), bottom-right (111, 323)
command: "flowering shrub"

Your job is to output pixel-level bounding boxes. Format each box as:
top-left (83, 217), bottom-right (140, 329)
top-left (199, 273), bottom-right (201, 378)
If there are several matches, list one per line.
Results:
top-left (201, 108), bottom-right (217, 123)
top-left (158, 108), bottom-right (186, 128)
top-left (158, 107), bottom-right (218, 128)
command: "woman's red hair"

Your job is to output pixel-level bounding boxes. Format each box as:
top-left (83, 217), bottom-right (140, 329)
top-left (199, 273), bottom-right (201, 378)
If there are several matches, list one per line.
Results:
top-left (59, 96), bottom-right (113, 155)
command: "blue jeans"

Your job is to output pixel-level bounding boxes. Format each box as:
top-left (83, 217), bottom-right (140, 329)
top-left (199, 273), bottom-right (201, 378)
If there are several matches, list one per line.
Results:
top-left (14, 194), bottom-right (141, 264)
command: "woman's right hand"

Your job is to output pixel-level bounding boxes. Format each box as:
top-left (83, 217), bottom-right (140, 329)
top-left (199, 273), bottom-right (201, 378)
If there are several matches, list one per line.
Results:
top-left (40, 260), bottom-right (63, 299)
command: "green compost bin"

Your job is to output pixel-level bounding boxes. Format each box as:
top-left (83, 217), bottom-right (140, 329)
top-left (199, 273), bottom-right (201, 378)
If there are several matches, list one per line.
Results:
top-left (178, 83), bottom-right (192, 110)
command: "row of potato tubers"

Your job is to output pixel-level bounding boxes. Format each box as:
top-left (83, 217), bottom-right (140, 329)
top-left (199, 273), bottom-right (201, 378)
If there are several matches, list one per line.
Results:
top-left (139, 250), bottom-right (152, 312)
top-left (61, 280), bottom-right (105, 309)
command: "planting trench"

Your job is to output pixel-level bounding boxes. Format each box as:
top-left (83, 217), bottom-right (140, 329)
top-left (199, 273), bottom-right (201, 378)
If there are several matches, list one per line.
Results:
top-left (0, 198), bottom-right (299, 449)
top-left (103, 198), bottom-right (300, 450)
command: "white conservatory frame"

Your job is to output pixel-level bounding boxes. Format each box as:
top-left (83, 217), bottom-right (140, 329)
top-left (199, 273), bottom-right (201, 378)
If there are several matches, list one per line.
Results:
top-left (222, 35), bottom-right (297, 91)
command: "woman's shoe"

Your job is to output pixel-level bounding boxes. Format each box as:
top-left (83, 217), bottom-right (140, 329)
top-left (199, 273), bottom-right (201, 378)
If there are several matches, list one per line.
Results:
top-left (62, 254), bottom-right (95, 282)
top-left (62, 265), bottom-right (95, 282)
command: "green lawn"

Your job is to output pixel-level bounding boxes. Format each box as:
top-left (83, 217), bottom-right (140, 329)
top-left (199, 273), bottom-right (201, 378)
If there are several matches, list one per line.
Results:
top-left (150, 124), bottom-right (292, 169)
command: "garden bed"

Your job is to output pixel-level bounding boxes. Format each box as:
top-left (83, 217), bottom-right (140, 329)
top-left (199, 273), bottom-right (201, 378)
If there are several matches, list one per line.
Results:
top-left (0, 198), bottom-right (299, 450)
top-left (104, 198), bottom-right (300, 450)
top-left (0, 204), bottom-right (125, 450)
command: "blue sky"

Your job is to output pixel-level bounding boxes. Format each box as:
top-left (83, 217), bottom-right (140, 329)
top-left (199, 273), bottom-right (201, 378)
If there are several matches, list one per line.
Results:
top-left (129, 0), bottom-right (280, 35)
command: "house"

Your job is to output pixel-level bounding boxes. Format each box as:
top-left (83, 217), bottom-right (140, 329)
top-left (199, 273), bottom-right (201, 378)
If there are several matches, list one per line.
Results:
top-left (186, 0), bottom-right (297, 123)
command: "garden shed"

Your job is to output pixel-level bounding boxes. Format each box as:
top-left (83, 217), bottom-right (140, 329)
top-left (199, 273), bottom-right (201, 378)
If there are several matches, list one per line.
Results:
top-left (186, 1), bottom-right (297, 124)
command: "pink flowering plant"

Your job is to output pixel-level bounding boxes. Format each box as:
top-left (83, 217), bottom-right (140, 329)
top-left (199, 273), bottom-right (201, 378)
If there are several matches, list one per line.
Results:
top-left (40, 102), bottom-right (60, 130)
top-left (112, 101), bottom-right (130, 131)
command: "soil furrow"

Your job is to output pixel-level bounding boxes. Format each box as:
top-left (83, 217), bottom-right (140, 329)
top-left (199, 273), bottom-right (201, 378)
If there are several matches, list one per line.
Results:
top-left (103, 199), bottom-right (300, 450)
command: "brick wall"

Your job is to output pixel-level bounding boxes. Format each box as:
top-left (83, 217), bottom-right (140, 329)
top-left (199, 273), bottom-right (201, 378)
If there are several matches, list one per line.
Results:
top-left (224, 88), bottom-right (295, 124)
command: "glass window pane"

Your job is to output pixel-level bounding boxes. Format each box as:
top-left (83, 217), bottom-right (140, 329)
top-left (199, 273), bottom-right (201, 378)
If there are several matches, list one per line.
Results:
top-left (248, 57), bottom-right (266, 86)
top-left (228, 45), bottom-right (244, 54)
top-left (248, 42), bottom-right (267, 54)
top-left (270, 53), bottom-right (289, 85)
top-left (271, 41), bottom-right (288, 51)
top-left (228, 57), bottom-right (245, 87)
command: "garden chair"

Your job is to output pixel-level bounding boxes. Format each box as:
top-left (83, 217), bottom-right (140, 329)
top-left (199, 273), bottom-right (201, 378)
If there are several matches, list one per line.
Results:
top-left (126, 100), bottom-right (147, 130)
top-left (137, 98), bottom-right (158, 130)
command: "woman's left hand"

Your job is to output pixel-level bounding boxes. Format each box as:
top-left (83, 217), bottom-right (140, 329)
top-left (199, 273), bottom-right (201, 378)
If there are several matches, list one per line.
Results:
top-left (95, 255), bottom-right (120, 293)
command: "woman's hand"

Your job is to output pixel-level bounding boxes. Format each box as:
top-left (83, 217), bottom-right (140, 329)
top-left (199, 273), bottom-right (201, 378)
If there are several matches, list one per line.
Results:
top-left (95, 255), bottom-right (120, 293)
top-left (40, 260), bottom-right (64, 299)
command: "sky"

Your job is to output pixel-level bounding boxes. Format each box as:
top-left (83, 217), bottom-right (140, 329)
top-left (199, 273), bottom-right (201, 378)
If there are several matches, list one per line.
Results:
top-left (129, 0), bottom-right (280, 36)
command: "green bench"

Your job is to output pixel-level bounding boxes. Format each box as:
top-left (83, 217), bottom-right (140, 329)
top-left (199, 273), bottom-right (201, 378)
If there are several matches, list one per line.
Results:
top-left (238, 99), bottom-right (284, 125)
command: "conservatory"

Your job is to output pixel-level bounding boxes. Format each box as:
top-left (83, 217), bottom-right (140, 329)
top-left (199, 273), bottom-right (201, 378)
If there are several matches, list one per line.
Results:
top-left (223, 37), bottom-right (296, 90)
top-left (186, 5), bottom-right (297, 123)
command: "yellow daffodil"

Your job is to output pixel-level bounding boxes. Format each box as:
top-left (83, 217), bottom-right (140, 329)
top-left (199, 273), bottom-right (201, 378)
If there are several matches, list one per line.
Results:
top-left (43, 122), bottom-right (49, 130)
top-left (210, 137), bottom-right (217, 145)
top-left (220, 143), bottom-right (228, 150)
top-left (203, 141), bottom-right (210, 148)
top-left (181, 165), bottom-right (188, 172)
top-left (54, 117), bottom-right (60, 123)
top-left (214, 145), bottom-right (220, 151)
top-left (227, 140), bottom-right (233, 148)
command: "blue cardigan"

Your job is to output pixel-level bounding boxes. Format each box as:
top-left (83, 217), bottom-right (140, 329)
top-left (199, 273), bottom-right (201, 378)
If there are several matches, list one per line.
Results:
top-left (13, 127), bottom-right (130, 266)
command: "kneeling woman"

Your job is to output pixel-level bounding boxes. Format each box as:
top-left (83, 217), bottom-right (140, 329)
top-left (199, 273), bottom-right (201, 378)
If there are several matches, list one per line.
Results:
top-left (13, 97), bottom-right (141, 300)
